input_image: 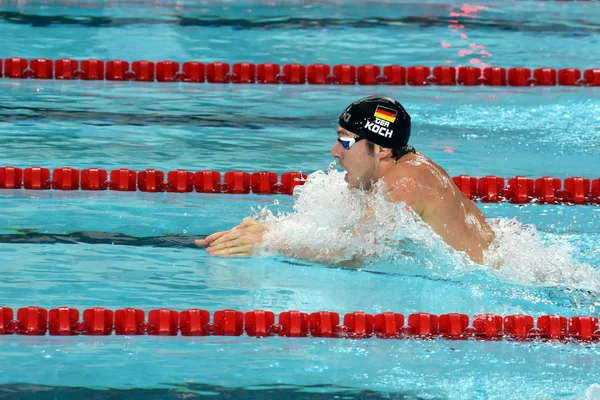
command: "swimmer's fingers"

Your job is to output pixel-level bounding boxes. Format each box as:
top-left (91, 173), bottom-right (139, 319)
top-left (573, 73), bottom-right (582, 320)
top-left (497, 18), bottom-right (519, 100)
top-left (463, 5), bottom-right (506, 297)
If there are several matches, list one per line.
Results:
top-left (206, 235), bottom-right (253, 255)
top-left (239, 218), bottom-right (259, 227)
top-left (208, 221), bottom-right (264, 248)
top-left (208, 231), bottom-right (242, 248)
top-left (194, 230), bottom-right (229, 247)
top-left (210, 221), bottom-right (267, 250)
top-left (208, 227), bottom-right (265, 252)
top-left (195, 234), bottom-right (226, 247)
top-left (195, 219), bottom-right (250, 247)
top-left (206, 234), bottom-right (253, 253)
top-left (194, 238), bottom-right (210, 247)
top-left (206, 244), bottom-right (254, 257)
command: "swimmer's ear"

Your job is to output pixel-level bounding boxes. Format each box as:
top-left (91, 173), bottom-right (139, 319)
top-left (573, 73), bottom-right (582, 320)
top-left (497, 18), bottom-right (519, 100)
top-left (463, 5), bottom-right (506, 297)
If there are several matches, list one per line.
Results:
top-left (376, 146), bottom-right (392, 159)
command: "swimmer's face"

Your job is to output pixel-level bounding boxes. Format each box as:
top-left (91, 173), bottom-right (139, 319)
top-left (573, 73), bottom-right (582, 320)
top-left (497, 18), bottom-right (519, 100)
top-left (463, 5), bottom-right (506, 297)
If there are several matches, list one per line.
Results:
top-left (331, 125), bottom-right (379, 190)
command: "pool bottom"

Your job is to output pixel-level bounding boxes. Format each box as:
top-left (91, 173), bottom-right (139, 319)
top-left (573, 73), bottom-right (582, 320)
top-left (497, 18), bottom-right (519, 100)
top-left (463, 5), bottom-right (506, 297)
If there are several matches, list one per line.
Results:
top-left (0, 383), bottom-right (431, 400)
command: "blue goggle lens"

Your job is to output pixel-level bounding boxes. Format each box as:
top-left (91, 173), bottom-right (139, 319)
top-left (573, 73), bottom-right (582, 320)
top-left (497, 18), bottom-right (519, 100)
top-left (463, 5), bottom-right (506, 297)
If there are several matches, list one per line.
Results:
top-left (337, 136), bottom-right (362, 150)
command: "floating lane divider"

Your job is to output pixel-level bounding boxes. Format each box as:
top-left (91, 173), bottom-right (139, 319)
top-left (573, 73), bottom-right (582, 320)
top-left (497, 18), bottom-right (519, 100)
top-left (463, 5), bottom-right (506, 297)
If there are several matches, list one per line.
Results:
top-left (0, 58), bottom-right (599, 86)
top-left (0, 167), bottom-right (307, 196)
top-left (0, 306), bottom-right (599, 342)
top-left (0, 166), bottom-right (599, 205)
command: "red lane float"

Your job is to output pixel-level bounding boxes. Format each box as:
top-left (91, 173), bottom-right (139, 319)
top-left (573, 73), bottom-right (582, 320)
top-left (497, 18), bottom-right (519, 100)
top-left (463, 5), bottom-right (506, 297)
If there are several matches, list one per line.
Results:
top-left (0, 166), bottom-right (308, 195)
top-left (451, 174), bottom-right (600, 205)
top-left (1, 306), bottom-right (599, 343)
top-left (279, 63), bottom-right (305, 84)
top-left (80, 59), bottom-right (104, 80)
top-left (457, 66), bottom-right (481, 86)
top-left (1, 167), bottom-right (599, 204)
top-left (1, 58), bottom-right (599, 86)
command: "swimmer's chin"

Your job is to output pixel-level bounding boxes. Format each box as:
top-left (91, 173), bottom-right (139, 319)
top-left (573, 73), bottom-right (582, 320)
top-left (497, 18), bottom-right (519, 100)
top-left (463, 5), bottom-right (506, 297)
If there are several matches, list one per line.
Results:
top-left (343, 173), bottom-right (355, 187)
top-left (344, 175), bottom-right (363, 190)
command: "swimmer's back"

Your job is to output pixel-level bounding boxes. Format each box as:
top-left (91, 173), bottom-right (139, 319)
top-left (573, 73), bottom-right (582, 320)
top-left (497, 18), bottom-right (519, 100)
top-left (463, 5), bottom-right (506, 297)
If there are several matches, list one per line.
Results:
top-left (383, 152), bottom-right (495, 263)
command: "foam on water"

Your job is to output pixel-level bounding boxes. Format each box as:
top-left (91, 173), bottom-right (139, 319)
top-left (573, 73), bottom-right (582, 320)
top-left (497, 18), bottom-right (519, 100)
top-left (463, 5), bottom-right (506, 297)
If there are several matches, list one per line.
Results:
top-left (485, 218), bottom-right (600, 294)
top-left (253, 166), bottom-right (600, 296)
top-left (586, 384), bottom-right (600, 400)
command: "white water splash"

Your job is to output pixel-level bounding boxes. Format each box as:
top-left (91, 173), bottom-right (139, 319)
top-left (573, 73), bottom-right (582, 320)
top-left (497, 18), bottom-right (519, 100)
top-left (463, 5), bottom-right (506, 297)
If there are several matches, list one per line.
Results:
top-left (585, 384), bottom-right (600, 400)
top-left (485, 218), bottom-right (600, 293)
top-left (253, 166), bottom-right (599, 294)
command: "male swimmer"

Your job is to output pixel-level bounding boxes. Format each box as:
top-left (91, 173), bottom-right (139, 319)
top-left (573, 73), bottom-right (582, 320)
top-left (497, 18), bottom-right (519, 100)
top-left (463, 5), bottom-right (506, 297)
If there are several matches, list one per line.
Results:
top-left (195, 96), bottom-right (495, 264)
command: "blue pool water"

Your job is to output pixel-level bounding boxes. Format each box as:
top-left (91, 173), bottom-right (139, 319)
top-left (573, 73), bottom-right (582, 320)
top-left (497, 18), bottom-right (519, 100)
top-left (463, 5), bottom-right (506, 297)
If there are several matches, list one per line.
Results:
top-left (1, 1), bottom-right (600, 399)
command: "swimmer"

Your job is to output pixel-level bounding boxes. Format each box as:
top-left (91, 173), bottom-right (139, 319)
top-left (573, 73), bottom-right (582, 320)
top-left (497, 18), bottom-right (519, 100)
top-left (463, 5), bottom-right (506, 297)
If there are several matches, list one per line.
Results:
top-left (195, 95), bottom-right (495, 264)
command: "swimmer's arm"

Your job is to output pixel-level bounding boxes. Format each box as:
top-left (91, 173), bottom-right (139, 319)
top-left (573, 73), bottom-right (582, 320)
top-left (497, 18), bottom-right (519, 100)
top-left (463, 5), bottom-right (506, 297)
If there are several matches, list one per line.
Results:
top-left (279, 237), bottom-right (419, 267)
top-left (196, 221), bottom-right (419, 268)
top-left (267, 243), bottom-right (364, 268)
top-left (268, 204), bottom-right (390, 267)
top-left (285, 207), bottom-right (378, 267)
top-left (196, 219), bottom-right (364, 267)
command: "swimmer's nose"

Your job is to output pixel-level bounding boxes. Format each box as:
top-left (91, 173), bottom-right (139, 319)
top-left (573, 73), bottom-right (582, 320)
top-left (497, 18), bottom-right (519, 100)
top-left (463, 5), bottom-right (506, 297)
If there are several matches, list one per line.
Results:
top-left (331, 141), bottom-right (342, 159)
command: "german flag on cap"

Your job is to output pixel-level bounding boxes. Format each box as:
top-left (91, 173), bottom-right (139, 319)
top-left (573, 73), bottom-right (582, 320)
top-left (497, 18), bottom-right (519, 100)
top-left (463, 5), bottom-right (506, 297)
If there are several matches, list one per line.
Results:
top-left (374, 106), bottom-right (397, 123)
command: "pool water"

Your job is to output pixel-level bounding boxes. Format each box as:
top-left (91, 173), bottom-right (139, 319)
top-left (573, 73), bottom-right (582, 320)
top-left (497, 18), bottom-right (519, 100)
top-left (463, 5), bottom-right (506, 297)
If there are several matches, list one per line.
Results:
top-left (1, 1), bottom-right (600, 399)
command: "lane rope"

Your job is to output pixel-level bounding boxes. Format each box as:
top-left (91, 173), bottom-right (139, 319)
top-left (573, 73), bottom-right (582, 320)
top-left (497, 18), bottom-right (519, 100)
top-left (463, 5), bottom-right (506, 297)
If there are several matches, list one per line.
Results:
top-left (1, 306), bottom-right (598, 342)
top-left (1, 166), bottom-right (599, 205)
top-left (1, 58), bottom-right (599, 86)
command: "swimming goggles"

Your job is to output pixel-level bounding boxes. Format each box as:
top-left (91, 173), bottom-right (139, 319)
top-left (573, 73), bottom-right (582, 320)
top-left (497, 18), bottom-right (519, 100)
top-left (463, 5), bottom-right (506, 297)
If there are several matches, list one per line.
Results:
top-left (337, 136), bottom-right (364, 150)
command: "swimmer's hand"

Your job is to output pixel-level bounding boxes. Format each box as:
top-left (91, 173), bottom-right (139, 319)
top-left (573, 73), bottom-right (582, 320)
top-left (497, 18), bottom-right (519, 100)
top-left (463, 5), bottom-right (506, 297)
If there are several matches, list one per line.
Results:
top-left (194, 218), bottom-right (267, 257)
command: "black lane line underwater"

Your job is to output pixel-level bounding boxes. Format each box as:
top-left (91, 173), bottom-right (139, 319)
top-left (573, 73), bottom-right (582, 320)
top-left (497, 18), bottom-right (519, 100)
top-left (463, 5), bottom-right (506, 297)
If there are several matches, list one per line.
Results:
top-left (1, 11), bottom-right (597, 34)
top-left (0, 231), bottom-right (205, 248)
top-left (0, 105), bottom-right (320, 128)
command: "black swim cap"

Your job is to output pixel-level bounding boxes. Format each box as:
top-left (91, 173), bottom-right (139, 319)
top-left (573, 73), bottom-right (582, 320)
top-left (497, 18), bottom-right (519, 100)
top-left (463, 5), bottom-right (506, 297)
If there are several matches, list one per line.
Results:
top-left (338, 96), bottom-right (411, 148)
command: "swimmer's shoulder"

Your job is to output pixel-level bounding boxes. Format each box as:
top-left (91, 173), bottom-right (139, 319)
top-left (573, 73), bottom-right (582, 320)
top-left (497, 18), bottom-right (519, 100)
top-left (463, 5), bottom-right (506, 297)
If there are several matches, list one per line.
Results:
top-left (381, 154), bottom-right (428, 213)
top-left (382, 153), bottom-right (451, 213)
top-left (386, 153), bottom-right (434, 183)
top-left (394, 153), bottom-right (453, 186)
